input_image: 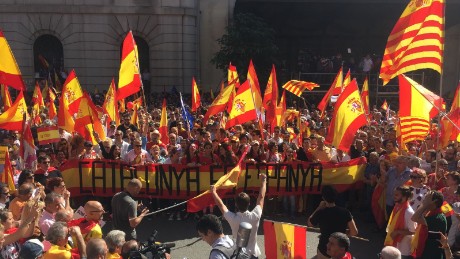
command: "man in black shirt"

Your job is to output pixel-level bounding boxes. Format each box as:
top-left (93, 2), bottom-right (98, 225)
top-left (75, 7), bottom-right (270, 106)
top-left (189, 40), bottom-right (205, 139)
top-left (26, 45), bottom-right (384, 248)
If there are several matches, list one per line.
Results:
top-left (308, 185), bottom-right (358, 259)
top-left (117, 116), bottom-right (138, 135)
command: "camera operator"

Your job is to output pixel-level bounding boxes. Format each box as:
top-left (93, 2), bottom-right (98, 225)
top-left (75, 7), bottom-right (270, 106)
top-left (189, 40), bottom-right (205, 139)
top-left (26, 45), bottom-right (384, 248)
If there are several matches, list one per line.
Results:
top-left (121, 239), bottom-right (171, 259)
top-left (111, 178), bottom-right (149, 240)
top-left (197, 214), bottom-right (234, 259)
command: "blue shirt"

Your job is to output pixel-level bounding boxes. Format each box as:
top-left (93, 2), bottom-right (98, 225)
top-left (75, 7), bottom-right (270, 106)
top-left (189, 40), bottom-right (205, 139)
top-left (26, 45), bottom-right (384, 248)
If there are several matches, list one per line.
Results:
top-left (385, 166), bottom-right (411, 206)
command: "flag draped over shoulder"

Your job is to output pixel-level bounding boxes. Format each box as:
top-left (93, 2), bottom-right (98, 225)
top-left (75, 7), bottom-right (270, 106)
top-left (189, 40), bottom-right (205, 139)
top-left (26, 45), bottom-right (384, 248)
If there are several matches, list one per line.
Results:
top-left (318, 67), bottom-right (343, 116)
top-left (398, 74), bottom-right (443, 143)
top-left (0, 91), bottom-right (26, 131)
top-left (226, 81), bottom-right (257, 129)
top-left (74, 93), bottom-right (105, 144)
top-left (203, 83), bottom-right (235, 124)
top-left (103, 79), bottom-right (119, 125)
top-left (62, 70), bottom-right (84, 115)
top-left (247, 60), bottom-right (263, 110)
top-left (282, 80), bottom-right (319, 97)
top-left (360, 77), bottom-right (370, 115)
top-left (0, 30), bottom-right (25, 91)
top-left (117, 31), bottom-right (142, 100)
top-left (0, 84), bottom-right (12, 110)
top-left (440, 84), bottom-right (460, 147)
top-left (263, 220), bottom-right (307, 259)
top-left (326, 79), bottom-right (367, 152)
top-left (159, 99), bottom-right (169, 145)
top-left (191, 77), bottom-right (201, 112)
top-left (379, 0), bottom-right (445, 85)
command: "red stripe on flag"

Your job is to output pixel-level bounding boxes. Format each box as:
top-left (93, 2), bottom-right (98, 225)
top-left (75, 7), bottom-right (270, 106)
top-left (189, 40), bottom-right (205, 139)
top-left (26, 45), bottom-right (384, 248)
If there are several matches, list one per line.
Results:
top-left (383, 57), bottom-right (443, 76)
top-left (294, 225), bottom-right (307, 258)
top-left (263, 221), bottom-right (277, 259)
top-left (0, 71), bottom-right (25, 91)
top-left (386, 21), bottom-right (444, 47)
top-left (390, 1), bottom-right (443, 33)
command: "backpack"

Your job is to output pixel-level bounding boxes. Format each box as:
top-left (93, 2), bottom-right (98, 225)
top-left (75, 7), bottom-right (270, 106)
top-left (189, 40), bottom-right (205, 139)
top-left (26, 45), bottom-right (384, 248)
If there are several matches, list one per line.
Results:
top-left (210, 245), bottom-right (251, 259)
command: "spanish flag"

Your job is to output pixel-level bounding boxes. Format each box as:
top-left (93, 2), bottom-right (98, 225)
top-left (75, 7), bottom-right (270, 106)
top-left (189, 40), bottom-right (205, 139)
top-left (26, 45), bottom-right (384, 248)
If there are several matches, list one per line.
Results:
top-left (273, 90), bottom-right (286, 129)
top-left (130, 96), bottom-right (143, 128)
top-left (228, 62), bottom-right (240, 88)
top-left (0, 84), bottom-right (12, 110)
top-left (384, 202), bottom-right (409, 246)
top-left (380, 0), bottom-right (444, 85)
top-left (47, 85), bottom-right (57, 120)
top-left (360, 77), bottom-right (370, 115)
top-left (74, 92), bottom-right (106, 144)
top-left (399, 74), bottom-right (443, 143)
top-left (372, 184), bottom-right (387, 229)
top-left (0, 30), bottom-right (25, 91)
top-left (159, 99), bottom-right (169, 145)
top-left (21, 118), bottom-right (37, 170)
top-left (263, 65), bottom-right (278, 125)
top-left (282, 80), bottom-right (319, 97)
top-left (191, 77), bottom-right (201, 112)
top-left (57, 89), bottom-right (75, 133)
top-left (381, 99), bottom-right (389, 111)
top-left (326, 79), bottom-right (367, 152)
top-left (263, 220), bottom-right (306, 259)
top-left (32, 83), bottom-right (44, 124)
top-left (119, 99), bottom-right (126, 113)
top-left (226, 80), bottom-right (257, 129)
top-left (103, 79), bottom-right (119, 125)
top-left (0, 91), bottom-right (27, 131)
top-left (62, 70), bottom-right (84, 115)
top-left (343, 69), bottom-right (351, 87)
top-left (117, 31), bottom-right (142, 100)
top-left (203, 83), bottom-right (235, 124)
top-left (1, 151), bottom-right (16, 193)
top-left (317, 67), bottom-right (343, 116)
top-left (247, 60), bottom-right (263, 109)
top-left (440, 84), bottom-right (460, 147)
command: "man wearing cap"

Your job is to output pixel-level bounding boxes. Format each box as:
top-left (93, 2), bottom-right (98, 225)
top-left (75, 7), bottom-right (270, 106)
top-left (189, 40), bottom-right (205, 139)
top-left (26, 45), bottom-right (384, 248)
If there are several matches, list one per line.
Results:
top-left (123, 139), bottom-right (153, 166)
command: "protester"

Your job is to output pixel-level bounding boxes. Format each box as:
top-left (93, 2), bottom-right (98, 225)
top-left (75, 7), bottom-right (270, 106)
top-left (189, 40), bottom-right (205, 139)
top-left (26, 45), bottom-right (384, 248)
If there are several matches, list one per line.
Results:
top-left (105, 230), bottom-right (126, 259)
top-left (409, 168), bottom-right (430, 211)
top-left (196, 214), bottom-right (235, 259)
top-left (44, 222), bottom-right (86, 259)
top-left (86, 238), bottom-right (108, 259)
top-left (379, 246), bottom-right (402, 259)
top-left (382, 156), bottom-right (411, 219)
top-left (326, 232), bottom-right (355, 259)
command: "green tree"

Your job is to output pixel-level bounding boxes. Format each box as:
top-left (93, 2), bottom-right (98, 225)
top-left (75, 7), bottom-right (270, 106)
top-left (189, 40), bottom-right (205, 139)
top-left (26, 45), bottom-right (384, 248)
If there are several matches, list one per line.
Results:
top-left (211, 12), bottom-right (279, 86)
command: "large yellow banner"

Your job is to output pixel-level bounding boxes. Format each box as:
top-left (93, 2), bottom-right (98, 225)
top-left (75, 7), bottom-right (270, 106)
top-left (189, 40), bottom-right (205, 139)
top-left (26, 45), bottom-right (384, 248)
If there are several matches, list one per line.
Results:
top-left (60, 158), bottom-right (366, 198)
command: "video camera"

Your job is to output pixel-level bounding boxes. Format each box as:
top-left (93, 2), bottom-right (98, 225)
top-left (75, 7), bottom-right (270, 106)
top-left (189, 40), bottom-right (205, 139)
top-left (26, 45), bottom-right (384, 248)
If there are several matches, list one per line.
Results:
top-left (128, 230), bottom-right (175, 259)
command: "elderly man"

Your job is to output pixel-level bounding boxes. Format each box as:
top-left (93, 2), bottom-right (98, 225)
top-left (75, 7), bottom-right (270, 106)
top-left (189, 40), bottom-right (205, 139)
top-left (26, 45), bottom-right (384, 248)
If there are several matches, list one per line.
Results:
top-left (105, 230), bottom-right (126, 259)
top-left (86, 239), bottom-right (108, 259)
top-left (111, 178), bottom-right (149, 240)
top-left (68, 200), bottom-right (105, 248)
top-left (123, 139), bottom-right (153, 166)
top-left (44, 222), bottom-right (86, 259)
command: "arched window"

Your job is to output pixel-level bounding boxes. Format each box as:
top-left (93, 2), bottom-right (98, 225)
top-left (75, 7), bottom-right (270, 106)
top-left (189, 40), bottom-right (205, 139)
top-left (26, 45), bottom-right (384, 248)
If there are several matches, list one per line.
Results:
top-left (33, 35), bottom-right (64, 80)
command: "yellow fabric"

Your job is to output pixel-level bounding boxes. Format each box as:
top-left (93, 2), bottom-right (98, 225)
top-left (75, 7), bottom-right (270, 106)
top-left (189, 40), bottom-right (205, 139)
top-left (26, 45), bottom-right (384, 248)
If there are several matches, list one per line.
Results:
top-left (118, 34), bottom-right (140, 89)
top-left (1, 84), bottom-right (12, 110)
top-left (107, 252), bottom-right (122, 259)
top-left (226, 81), bottom-right (257, 128)
top-left (228, 62), bottom-right (239, 86)
top-left (71, 223), bottom-right (103, 250)
top-left (75, 95), bottom-right (105, 144)
top-left (44, 244), bottom-right (72, 259)
top-left (63, 73), bottom-right (84, 108)
top-left (343, 69), bottom-right (351, 87)
top-left (103, 79), bottom-right (119, 126)
top-left (0, 33), bottom-right (22, 75)
top-left (274, 221), bottom-right (296, 259)
top-left (0, 91), bottom-right (26, 125)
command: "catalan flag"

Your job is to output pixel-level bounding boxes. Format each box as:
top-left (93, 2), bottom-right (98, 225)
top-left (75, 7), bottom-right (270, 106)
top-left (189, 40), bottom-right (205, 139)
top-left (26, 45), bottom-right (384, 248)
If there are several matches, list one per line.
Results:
top-left (317, 67), bottom-right (343, 116)
top-left (264, 65), bottom-right (278, 125)
top-left (191, 77), bottom-right (201, 112)
top-left (0, 30), bottom-right (25, 91)
top-left (326, 79), bottom-right (367, 152)
top-left (0, 84), bottom-right (12, 110)
top-left (360, 77), bottom-right (370, 115)
top-left (380, 0), bottom-right (444, 85)
top-left (399, 74), bottom-right (443, 143)
top-left (103, 79), bottom-right (119, 125)
top-left (159, 98), bottom-right (169, 145)
top-left (226, 80), bottom-right (257, 129)
top-left (263, 220), bottom-right (306, 259)
top-left (440, 84), bottom-right (460, 147)
top-left (117, 31), bottom-right (142, 100)
top-left (203, 83), bottom-right (235, 124)
top-left (62, 70), bottom-right (84, 115)
top-left (281, 80), bottom-right (319, 97)
top-left (0, 91), bottom-right (27, 131)
top-left (247, 60), bottom-right (263, 109)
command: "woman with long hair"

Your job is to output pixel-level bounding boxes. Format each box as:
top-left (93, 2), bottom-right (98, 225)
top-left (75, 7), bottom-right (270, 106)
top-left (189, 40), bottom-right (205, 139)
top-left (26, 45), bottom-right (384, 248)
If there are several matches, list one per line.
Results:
top-left (181, 143), bottom-right (200, 166)
top-left (199, 142), bottom-right (219, 166)
top-left (244, 141), bottom-right (266, 164)
top-left (218, 143), bottom-right (237, 166)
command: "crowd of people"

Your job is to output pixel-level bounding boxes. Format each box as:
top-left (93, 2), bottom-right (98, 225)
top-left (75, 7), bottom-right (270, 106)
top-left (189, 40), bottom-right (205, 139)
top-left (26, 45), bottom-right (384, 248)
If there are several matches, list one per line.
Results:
top-left (0, 79), bottom-right (458, 259)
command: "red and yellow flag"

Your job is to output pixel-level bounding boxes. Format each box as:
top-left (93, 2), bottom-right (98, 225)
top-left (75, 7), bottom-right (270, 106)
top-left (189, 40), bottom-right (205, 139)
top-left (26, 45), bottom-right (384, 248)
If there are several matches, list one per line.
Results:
top-left (0, 84), bottom-right (12, 110)
top-left (103, 79), bottom-right (119, 125)
top-left (37, 126), bottom-right (60, 145)
top-left (1, 151), bottom-right (17, 192)
top-left (273, 90), bottom-right (286, 129)
top-left (0, 91), bottom-right (27, 131)
top-left (282, 80), bottom-right (319, 97)
top-left (326, 79), bottom-right (367, 152)
top-left (264, 65), bottom-right (278, 126)
top-left (159, 99), bottom-right (169, 145)
top-left (130, 96), bottom-right (143, 128)
top-left (0, 30), bottom-right (25, 91)
top-left (119, 99), bottom-right (126, 113)
top-left (191, 77), bottom-right (201, 112)
top-left (264, 220), bottom-right (306, 259)
top-left (318, 67), bottom-right (343, 116)
top-left (343, 69), bottom-right (351, 87)
top-left (32, 83), bottom-right (44, 124)
top-left (203, 83), bottom-right (235, 124)
top-left (57, 89), bottom-right (75, 133)
top-left (228, 62), bottom-right (240, 88)
top-left (440, 84), bottom-right (460, 147)
top-left (381, 100), bottom-right (389, 111)
top-left (74, 93), bottom-right (105, 144)
top-left (380, 0), bottom-right (444, 85)
top-left (117, 31), bottom-right (142, 100)
top-left (47, 85), bottom-right (57, 120)
top-left (399, 74), bottom-right (443, 143)
top-left (360, 77), bottom-right (370, 115)
top-left (62, 70), bottom-right (84, 115)
top-left (226, 81), bottom-right (258, 129)
top-left (21, 117), bottom-right (37, 170)
top-left (247, 60), bottom-right (263, 110)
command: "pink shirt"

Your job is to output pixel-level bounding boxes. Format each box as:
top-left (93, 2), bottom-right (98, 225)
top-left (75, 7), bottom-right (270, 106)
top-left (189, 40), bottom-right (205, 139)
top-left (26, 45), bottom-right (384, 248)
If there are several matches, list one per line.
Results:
top-left (39, 210), bottom-right (55, 236)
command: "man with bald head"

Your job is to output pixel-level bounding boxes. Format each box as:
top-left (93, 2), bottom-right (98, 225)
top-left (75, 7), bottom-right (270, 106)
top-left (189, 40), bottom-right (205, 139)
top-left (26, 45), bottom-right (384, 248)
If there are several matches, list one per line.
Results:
top-left (111, 178), bottom-right (149, 240)
top-left (68, 200), bottom-right (104, 248)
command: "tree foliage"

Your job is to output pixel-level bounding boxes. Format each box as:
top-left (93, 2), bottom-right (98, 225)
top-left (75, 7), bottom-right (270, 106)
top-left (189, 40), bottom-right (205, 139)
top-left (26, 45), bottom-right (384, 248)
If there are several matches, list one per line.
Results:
top-left (211, 12), bottom-right (279, 85)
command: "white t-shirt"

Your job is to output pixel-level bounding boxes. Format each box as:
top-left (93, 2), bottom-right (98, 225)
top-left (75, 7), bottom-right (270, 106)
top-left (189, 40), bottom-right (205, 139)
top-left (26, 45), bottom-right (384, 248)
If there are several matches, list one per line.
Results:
top-left (224, 205), bottom-right (262, 257)
top-left (396, 206), bottom-right (417, 256)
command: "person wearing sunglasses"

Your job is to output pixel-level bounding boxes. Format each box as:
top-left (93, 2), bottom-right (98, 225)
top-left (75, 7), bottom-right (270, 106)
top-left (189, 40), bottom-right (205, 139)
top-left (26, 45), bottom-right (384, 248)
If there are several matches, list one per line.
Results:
top-left (123, 139), bottom-right (153, 166)
top-left (409, 168), bottom-right (430, 211)
top-left (68, 201), bottom-right (105, 249)
top-left (0, 183), bottom-right (10, 210)
top-left (34, 156), bottom-right (63, 187)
